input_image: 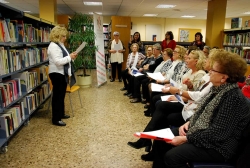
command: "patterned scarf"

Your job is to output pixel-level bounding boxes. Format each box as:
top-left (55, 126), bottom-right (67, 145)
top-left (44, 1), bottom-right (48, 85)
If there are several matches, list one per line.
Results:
top-left (187, 83), bottom-right (238, 135)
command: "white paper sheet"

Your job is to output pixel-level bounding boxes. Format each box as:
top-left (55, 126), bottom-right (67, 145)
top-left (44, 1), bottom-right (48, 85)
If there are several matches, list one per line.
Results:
top-left (146, 72), bottom-right (165, 81)
top-left (75, 42), bottom-right (87, 53)
top-left (151, 83), bottom-right (165, 92)
top-left (140, 128), bottom-right (175, 140)
top-left (114, 44), bottom-right (122, 51)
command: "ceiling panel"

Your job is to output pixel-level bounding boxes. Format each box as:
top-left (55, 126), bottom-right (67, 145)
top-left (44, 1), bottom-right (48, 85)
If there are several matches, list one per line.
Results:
top-left (1, 0), bottom-right (250, 19)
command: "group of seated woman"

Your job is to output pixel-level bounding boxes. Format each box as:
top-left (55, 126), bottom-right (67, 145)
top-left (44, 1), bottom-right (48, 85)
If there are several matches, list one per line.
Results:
top-left (124, 47), bottom-right (250, 167)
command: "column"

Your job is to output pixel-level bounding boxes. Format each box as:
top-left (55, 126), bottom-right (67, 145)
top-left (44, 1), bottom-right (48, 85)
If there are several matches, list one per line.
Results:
top-left (205, 0), bottom-right (227, 48)
top-left (39, 0), bottom-right (57, 23)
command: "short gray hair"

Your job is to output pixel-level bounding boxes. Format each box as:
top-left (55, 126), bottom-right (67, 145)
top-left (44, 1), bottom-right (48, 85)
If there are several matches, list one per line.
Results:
top-left (153, 43), bottom-right (162, 51)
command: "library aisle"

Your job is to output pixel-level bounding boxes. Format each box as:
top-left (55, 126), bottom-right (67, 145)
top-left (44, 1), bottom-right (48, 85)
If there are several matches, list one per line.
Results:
top-left (0, 70), bottom-right (152, 168)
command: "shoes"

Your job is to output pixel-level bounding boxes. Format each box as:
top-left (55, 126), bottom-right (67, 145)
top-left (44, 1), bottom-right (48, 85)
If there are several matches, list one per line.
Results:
top-left (128, 95), bottom-right (134, 99)
top-left (123, 92), bottom-right (130, 95)
top-left (119, 79), bottom-right (122, 82)
top-left (110, 79), bottom-right (115, 82)
top-left (144, 104), bottom-right (150, 109)
top-left (62, 115), bottom-right (70, 119)
top-left (144, 109), bottom-right (151, 117)
top-left (141, 99), bottom-right (147, 104)
top-left (130, 98), bottom-right (141, 103)
top-left (141, 151), bottom-right (154, 161)
top-left (127, 93), bottom-right (132, 97)
top-left (120, 87), bottom-right (127, 91)
top-left (52, 121), bottom-right (66, 126)
top-left (127, 139), bottom-right (152, 152)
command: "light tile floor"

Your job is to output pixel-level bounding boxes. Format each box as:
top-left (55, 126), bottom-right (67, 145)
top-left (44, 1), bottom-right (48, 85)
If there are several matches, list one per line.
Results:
top-left (0, 71), bottom-right (152, 168)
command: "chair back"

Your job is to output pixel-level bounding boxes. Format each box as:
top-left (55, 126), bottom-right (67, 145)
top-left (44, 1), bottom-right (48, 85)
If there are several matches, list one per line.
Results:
top-left (45, 66), bottom-right (53, 91)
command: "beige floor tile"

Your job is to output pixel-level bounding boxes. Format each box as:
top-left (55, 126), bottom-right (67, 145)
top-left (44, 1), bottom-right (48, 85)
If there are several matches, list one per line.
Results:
top-left (0, 71), bottom-right (152, 168)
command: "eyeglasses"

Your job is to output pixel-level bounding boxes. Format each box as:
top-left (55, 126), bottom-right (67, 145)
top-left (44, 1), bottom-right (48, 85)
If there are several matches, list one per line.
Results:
top-left (147, 50), bottom-right (152, 51)
top-left (210, 69), bottom-right (224, 74)
top-left (153, 48), bottom-right (160, 50)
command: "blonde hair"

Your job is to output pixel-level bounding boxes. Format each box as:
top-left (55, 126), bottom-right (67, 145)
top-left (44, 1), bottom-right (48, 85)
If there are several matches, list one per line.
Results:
top-left (130, 43), bottom-right (139, 51)
top-left (49, 26), bottom-right (68, 43)
top-left (189, 50), bottom-right (206, 70)
top-left (175, 45), bottom-right (187, 61)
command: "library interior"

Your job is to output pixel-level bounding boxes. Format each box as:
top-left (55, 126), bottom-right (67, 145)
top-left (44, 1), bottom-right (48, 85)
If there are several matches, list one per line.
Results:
top-left (0, 0), bottom-right (250, 167)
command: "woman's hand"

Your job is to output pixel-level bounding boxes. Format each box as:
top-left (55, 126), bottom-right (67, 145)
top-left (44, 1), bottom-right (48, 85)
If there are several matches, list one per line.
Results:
top-left (118, 49), bottom-right (124, 53)
top-left (110, 50), bottom-right (117, 53)
top-left (183, 78), bottom-right (193, 89)
top-left (167, 136), bottom-right (187, 146)
top-left (162, 87), bottom-right (170, 93)
top-left (139, 68), bottom-right (143, 72)
top-left (167, 96), bottom-right (177, 101)
top-left (179, 121), bottom-right (190, 136)
top-left (70, 52), bottom-right (77, 60)
top-left (169, 86), bottom-right (179, 95)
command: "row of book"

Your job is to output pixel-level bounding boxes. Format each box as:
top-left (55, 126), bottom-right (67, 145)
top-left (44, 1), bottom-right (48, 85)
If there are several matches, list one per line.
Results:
top-left (0, 19), bottom-right (51, 43)
top-left (0, 65), bottom-right (47, 108)
top-left (224, 47), bottom-right (250, 63)
top-left (0, 82), bottom-right (50, 138)
top-left (0, 47), bottom-right (48, 76)
top-left (223, 32), bottom-right (250, 46)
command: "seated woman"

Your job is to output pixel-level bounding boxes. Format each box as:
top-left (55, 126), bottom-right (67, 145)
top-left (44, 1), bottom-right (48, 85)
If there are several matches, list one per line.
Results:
top-left (152, 50), bottom-right (250, 168)
top-left (190, 32), bottom-right (205, 50)
top-left (145, 49), bottom-right (206, 116)
top-left (127, 49), bottom-right (214, 156)
top-left (161, 31), bottom-right (176, 50)
top-left (120, 43), bottom-right (145, 91)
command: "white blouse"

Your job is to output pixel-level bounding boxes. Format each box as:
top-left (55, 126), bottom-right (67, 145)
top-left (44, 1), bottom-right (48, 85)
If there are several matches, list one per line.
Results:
top-left (48, 42), bottom-right (72, 76)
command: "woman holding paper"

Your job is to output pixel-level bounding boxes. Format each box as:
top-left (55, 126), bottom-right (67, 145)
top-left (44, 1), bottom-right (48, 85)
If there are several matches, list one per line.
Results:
top-left (128, 50), bottom-right (213, 155)
top-left (152, 50), bottom-right (250, 168)
top-left (48, 26), bottom-right (77, 126)
top-left (120, 43), bottom-right (145, 92)
top-left (108, 31), bottom-right (126, 82)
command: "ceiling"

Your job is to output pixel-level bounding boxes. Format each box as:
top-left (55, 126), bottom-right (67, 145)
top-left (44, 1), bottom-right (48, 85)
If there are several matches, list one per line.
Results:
top-left (1, 0), bottom-right (250, 19)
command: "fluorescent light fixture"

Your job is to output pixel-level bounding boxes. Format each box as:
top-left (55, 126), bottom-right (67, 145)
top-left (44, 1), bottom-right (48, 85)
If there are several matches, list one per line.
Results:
top-left (89, 12), bottom-right (102, 15)
top-left (83, 2), bottom-right (102, 6)
top-left (0, 0), bottom-right (9, 3)
top-left (243, 12), bottom-right (250, 14)
top-left (143, 14), bottom-right (158, 17)
top-left (23, 11), bottom-right (31, 13)
top-left (156, 4), bottom-right (176, 8)
top-left (181, 15), bottom-right (195, 18)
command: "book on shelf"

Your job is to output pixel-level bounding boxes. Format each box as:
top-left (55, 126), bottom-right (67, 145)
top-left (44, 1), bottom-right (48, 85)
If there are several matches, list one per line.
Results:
top-left (134, 128), bottom-right (175, 142)
top-left (231, 18), bottom-right (242, 29)
top-left (0, 113), bottom-right (14, 136)
top-left (0, 115), bottom-right (10, 138)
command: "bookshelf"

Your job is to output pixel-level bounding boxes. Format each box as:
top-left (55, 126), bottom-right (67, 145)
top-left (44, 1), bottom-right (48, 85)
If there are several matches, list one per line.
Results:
top-left (222, 27), bottom-right (250, 64)
top-left (0, 3), bottom-right (53, 153)
top-left (103, 24), bottom-right (111, 69)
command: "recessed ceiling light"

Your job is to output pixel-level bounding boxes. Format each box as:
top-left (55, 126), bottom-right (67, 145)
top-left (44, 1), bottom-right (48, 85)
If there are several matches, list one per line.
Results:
top-left (89, 12), bottom-right (102, 15)
top-left (83, 2), bottom-right (102, 6)
top-left (0, 0), bottom-right (9, 3)
top-left (23, 11), bottom-right (31, 13)
top-left (156, 4), bottom-right (176, 8)
top-left (143, 14), bottom-right (158, 17)
top-left (243, 12), bottom-right (250, 14)
top-left (181, 15), bottom-right (195, 18)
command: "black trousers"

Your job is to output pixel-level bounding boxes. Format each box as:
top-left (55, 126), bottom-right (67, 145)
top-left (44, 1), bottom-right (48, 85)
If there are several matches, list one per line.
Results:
top-left (143, 101), bottom-right (184, 132)
top-left (152, 128), bottom-right (224, 168)
top-left (111, 62), bottom-right (122, 80)
top-left (121, 69), bottom-right (131, 89)
top-left (133, 74), bottom-right (147, 99)
top-left (49, 73), bottom-right (67, 122)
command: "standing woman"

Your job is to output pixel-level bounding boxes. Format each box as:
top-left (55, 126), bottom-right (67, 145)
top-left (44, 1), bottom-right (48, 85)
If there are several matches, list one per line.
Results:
top-left (190, 32), bottom-right (205, 50)
top-left (48, 26), bottom-right (77, 126)
top-left (161, 31), bottom-right (176, 51)
top-left (128, 32), bottom-right (144, 53)
top-left (108, 31), bottom-right (126, 82)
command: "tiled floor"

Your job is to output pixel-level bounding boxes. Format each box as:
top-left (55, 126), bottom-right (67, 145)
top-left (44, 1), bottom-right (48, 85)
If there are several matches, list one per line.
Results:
top-left (0, 71), bottom-right (152, 168)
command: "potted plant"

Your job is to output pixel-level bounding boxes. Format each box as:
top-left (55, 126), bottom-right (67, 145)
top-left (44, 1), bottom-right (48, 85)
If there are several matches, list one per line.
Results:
top-left (67, 13), bottom-right (97, 87)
